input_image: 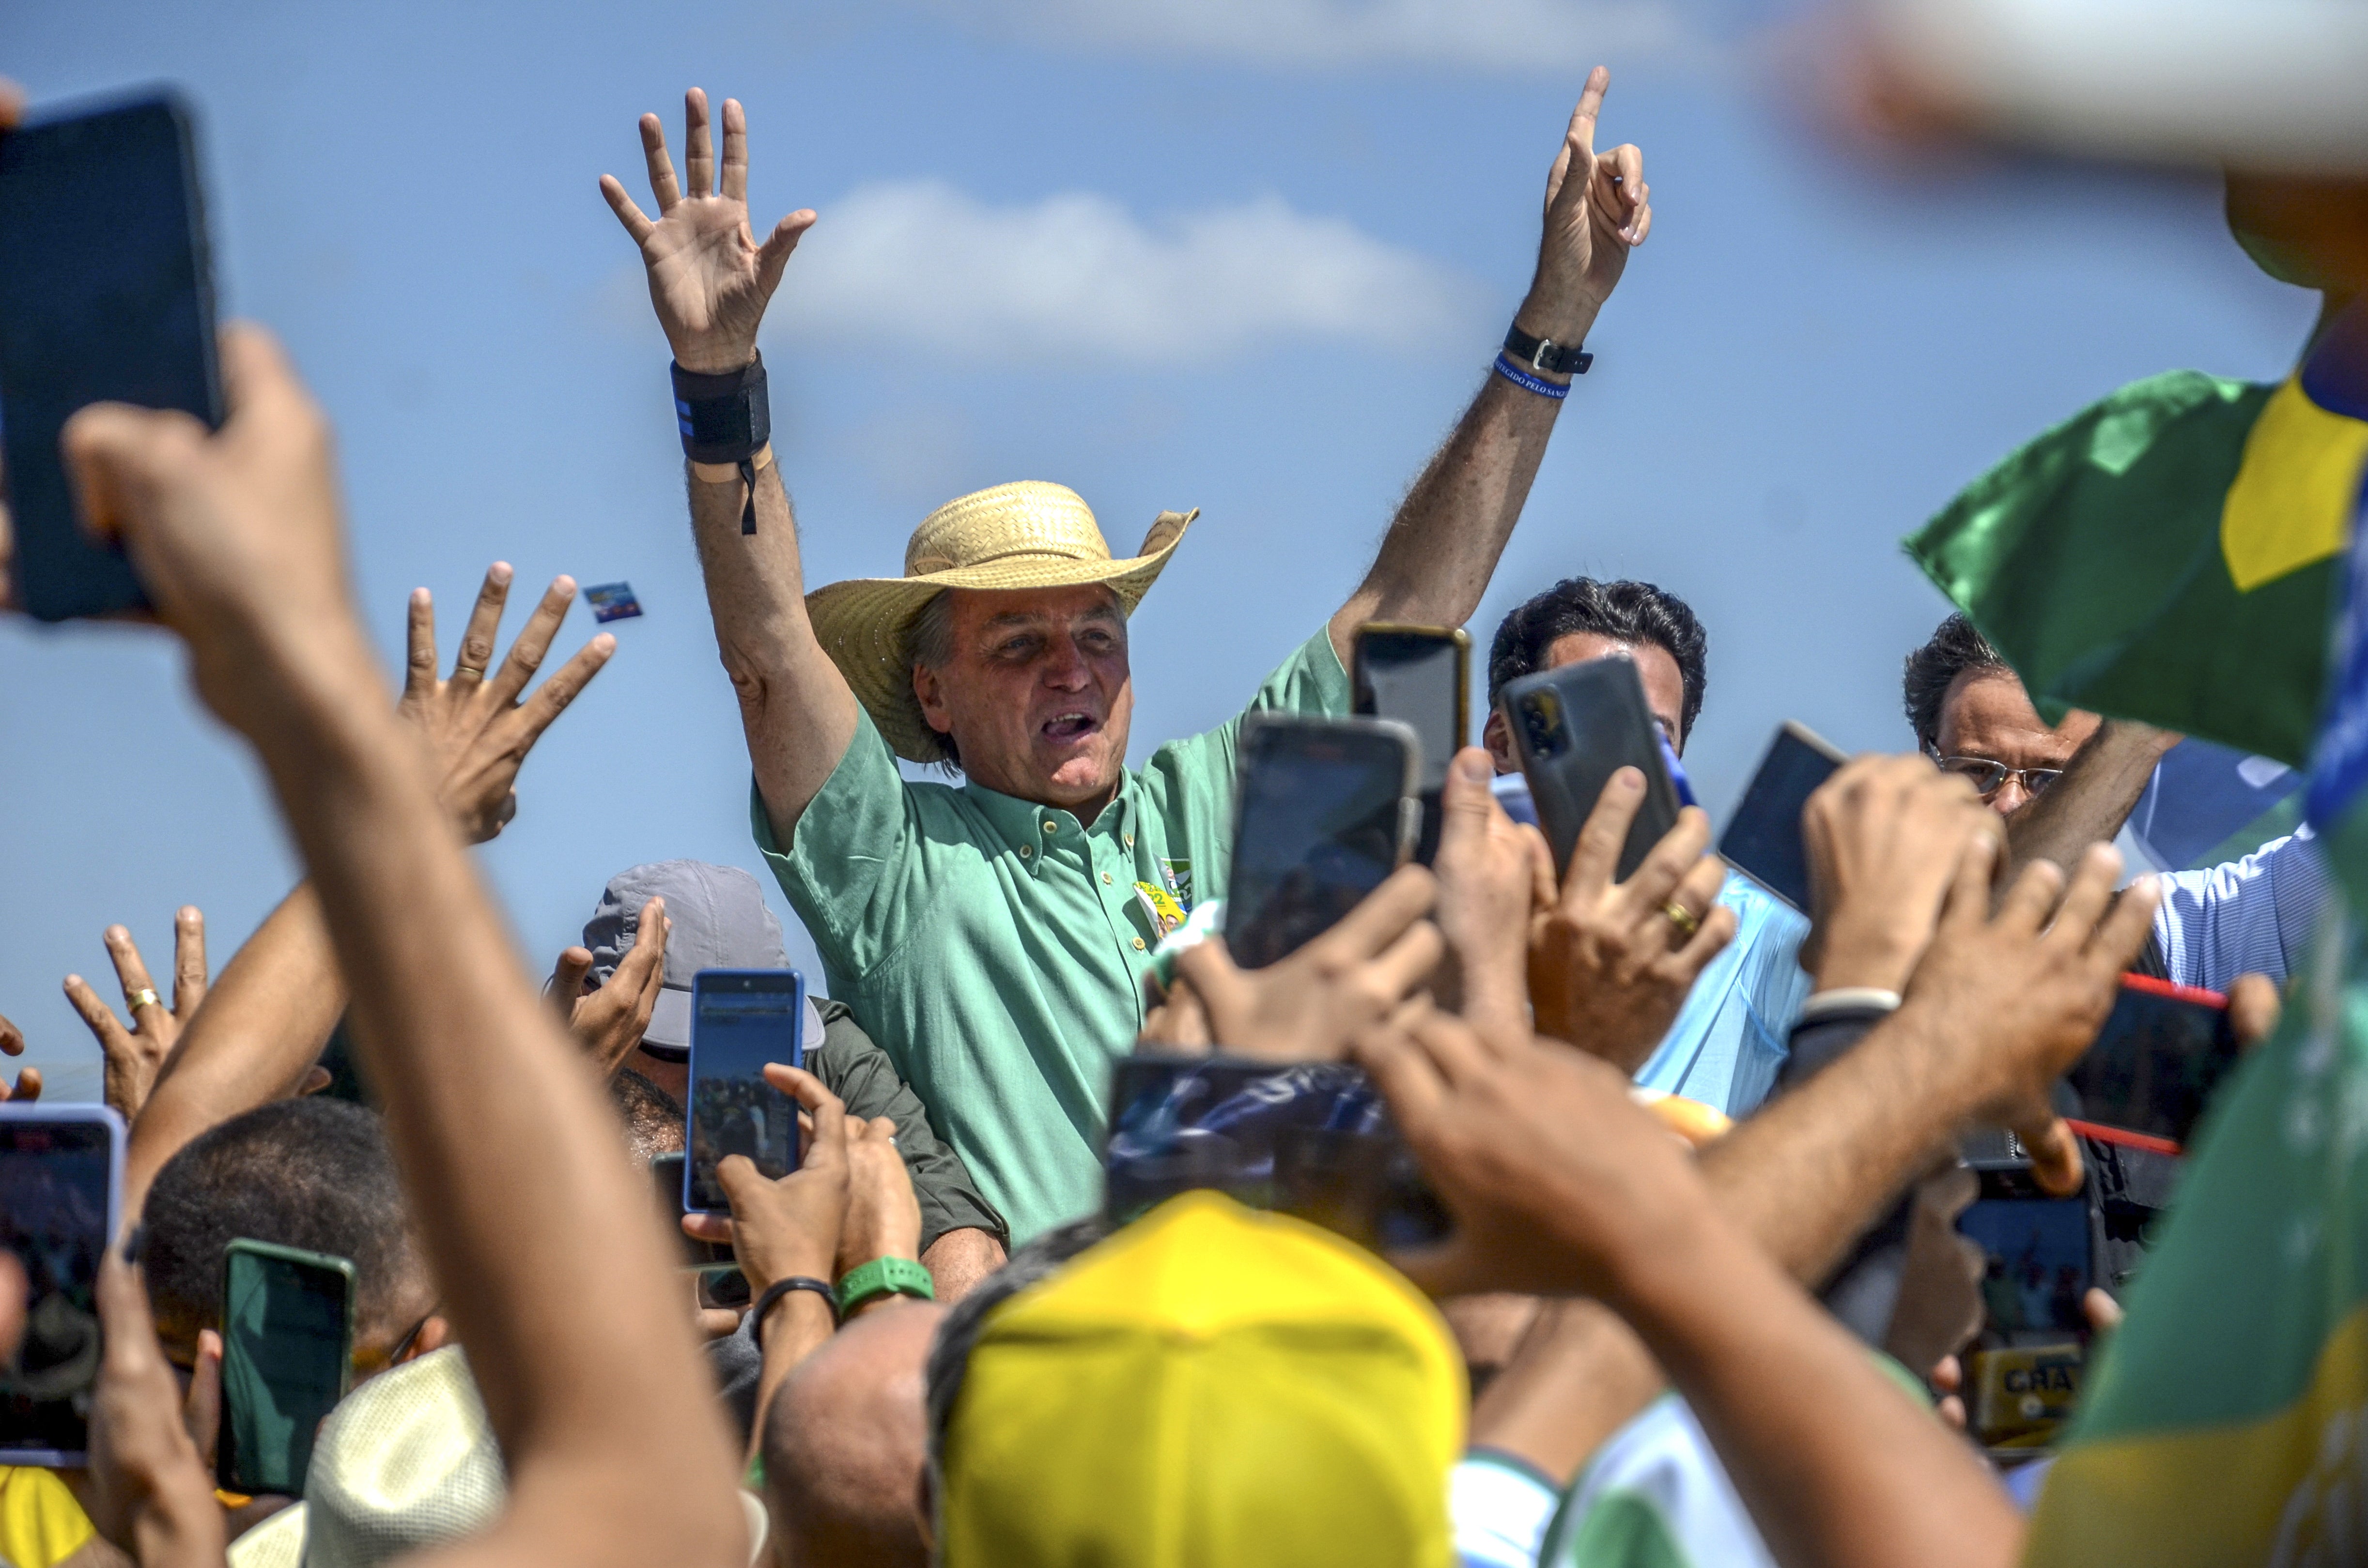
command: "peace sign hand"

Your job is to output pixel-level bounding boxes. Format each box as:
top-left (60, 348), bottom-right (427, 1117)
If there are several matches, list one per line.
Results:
top-left (1521, 65), bottom-right (1652, 347)
top-left (601, 89), bottom-right (817, 374)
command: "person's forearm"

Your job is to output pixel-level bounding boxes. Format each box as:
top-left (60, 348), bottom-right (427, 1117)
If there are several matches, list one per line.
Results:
top-left (1613, 1208), bottom-right (2021, 1568)
top-left (747, 1294), bottom-right (836, 1464)
top-left (1327, 365), bottom-right (1567, 661)
top-left (921, 1227), bottom-right (1006, 1303)
top-left (2006, 720), bottom-right (2174, 881)
top-left (1701, 1004), bottom-right (1983, 1286)
top-left (687, 458), bottom-right (858, 844)
top-left (125, 884), bottom-right (342, 1216)
top-left (239, 650), bottom-right (740, 1552)
top-left (1467, 1298), bottom-right (1663, 1484)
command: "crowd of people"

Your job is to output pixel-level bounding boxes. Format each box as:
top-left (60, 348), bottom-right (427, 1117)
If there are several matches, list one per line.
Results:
top-left (0, 60), bottom-right (2361, 1568)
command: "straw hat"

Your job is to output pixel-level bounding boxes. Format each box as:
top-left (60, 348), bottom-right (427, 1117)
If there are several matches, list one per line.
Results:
top-left (805, 481), bottom-right (1197, 763)
top-left (228, 1347), bottom-right (769, 1568)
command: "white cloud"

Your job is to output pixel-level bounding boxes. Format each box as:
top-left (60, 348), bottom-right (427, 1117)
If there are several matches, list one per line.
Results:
top-left (773, 180), bottom-right (1491, 365)
top-left (923, 0), bottom-right (1687, 71)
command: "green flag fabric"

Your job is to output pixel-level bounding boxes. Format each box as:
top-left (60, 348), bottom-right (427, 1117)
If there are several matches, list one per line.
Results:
top-left (1906, 366), bottom-right (2368, 767)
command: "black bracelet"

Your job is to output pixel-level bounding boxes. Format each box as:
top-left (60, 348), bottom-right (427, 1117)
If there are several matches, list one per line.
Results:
top-left (672, 354), bottom-right (773, 535)
top-left (1502, 322), bottom-right (1592, 376)
top-left (750, 1275), bottom-right (839, 1333)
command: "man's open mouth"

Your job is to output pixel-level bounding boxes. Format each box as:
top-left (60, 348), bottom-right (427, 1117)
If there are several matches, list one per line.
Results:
top-left (1042, 711), bottom-right (1099, 743)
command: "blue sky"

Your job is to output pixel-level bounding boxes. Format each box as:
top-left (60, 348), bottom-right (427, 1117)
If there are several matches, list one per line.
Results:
top-left (0, 0), bottom-right (2322, 1098)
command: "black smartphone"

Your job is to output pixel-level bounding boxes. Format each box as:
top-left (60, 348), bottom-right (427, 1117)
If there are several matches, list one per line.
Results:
top-left (1957, 1163), bottom-right (2093, 1448)
top-left (217, 1239), bottom-right (355, 1498)
top-left (1499, 655), bottom-right (1680, 882)
top-left (1718, 721), bottom-right (1849, 912)
top-left (1103, 1055), bottom-right (1450, 1251)
top-left (0, 1106), bottom-right (124, 1466)
top-left (685, 969), bottom-right (806, 1215)
top-left (648, 1152), bottom-right (734, 1265)
top-left (2061, 976), bottom-right (2242, 1155)
top-left (1352, 623), bottom-right (1472, 865)
top-left (1226, 715), bottom-right (1422, 969)
top-left (0, 89), bottom-right (221, 620)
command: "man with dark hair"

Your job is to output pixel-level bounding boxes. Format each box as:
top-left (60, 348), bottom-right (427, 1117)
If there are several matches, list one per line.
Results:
top-left (1904, 610), bottom-right (2331, 990)
top-left (1482, 576), bottom-right (1808, 1117)
top-left (140, 1099), bottom-right (448, 1377)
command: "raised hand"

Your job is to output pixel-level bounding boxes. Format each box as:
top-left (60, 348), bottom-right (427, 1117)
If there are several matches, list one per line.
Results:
top-left (64, 907), bottom-right (209, 1121)
top-left (601, 89), bottom-right (817, 373)
top-left (547, 898), bottom-right (669, 1077)
top-left (1429, 748), bottom-right (1554, 1041)
top-left (1519, 65), bottom-right (1652, 347)
top-left (1528, 768), bottom-right (1736, 1075)
top-left (834, 1114), bottom-right (923, 1295)
top-left (398, 563), bottom-right (616, 844)
top-left (683, 1065), bottom-right (851, 1297)
top-left (1151, 865), bottom-right (1444, 1062)
top-left (83, 1251), bottom-right (227, 1565)
top-left (1799, 755), bottom-right (1996, 991)
top-left (1896, 838), bottom-right (2160, 1194)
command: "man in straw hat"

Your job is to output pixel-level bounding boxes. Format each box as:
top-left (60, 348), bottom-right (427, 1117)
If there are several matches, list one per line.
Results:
top-left (603, 70), bottom-right (1652, 1240)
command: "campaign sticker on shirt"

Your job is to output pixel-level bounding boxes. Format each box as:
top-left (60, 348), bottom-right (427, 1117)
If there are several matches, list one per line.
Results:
top-left (1134, 881), bottom-right (1185, 937)
top-left (1160, 858), bottom-right (1193, 911)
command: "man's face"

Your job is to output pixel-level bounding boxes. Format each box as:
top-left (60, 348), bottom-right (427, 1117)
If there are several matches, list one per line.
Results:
top-left (913, 584), bottom-right (1135, 812)
top-left (1933, 669), bottom-right (2101, 816)
top-left (1483, 630), bottom-right (1687, 774)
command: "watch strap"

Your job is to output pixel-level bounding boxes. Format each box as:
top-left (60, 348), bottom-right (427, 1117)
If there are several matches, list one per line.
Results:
top-left (837, 1255), bottom-right (936, 1314)
top-left (1502, 322), bottom-right (1592, 376)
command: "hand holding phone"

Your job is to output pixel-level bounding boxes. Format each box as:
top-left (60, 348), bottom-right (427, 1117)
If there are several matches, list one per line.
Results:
top-left (0, 1105), bottom-right (124, 1466)
top-left (2060, 976), bottom-right (2241, 1154)
top-left (217, 1239), bottom-right (354, 1497)
top-left (1351, 624), bottom-right (1471, 864)
top-left (1499, 656), bottom-right (1679, 882)
top-left (685, 970), bottom-right (806, 1215)
top-left (1719, 721), bottom-right (1847, 912)
top-left (1225, 716), bottom-right (1423, 969)
top-left (1956, 1161), bottom-right (2094, 1449)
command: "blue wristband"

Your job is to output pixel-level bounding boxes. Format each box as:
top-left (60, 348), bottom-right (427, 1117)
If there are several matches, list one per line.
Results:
top-left (1492, 353), bottom-right (1570, 401)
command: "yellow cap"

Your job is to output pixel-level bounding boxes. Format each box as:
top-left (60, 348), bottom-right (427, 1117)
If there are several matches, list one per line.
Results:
top-left (940, 1192), bottom-right (1464, 1568)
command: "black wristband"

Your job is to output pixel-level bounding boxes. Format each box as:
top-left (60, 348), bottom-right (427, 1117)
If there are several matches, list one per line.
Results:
top-left (671, 354), bottom-right (772, 464)
top-left (1502, 322), bottom-right (1592, 376)
top-left (750, 1274), bottom-right (839, 1333)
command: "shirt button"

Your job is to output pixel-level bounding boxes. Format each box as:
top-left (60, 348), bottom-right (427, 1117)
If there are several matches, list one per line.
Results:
top-left (1124, 834), bottom-right (1135, 848)
top-left (1019, 845), bottom-right (1033, 858)
top-left (1044, 822), bottom-right (1059, 835)
top-left (1131, 937), bottom-right (1147, 951)
top-left (1101, 872), bottom-right (1114, 885)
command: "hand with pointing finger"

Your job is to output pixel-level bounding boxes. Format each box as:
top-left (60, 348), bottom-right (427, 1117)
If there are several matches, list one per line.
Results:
top-left (64, 907), bottom-right (209, 1121)
top-left (397, 562), bottom-right (616, 844)
top-left (1517, 65), bottom-right (1653, 351)
top-left (602, 88), bottom-right (816, 374)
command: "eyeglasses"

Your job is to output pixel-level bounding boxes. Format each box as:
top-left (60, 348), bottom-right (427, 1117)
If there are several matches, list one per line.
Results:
top-left (1932, 754), bottom-right (2063, 799)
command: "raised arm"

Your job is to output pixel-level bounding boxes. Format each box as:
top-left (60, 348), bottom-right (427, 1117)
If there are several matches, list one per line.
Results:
top-left (2005, 719), bottom-right (2180, 882)
top-left (66, 326), bottom-right (744, 1567)
top-left (602, 89), bottom-right (856, 845)
top-left (1327, 66), bottom-right (1650, 662)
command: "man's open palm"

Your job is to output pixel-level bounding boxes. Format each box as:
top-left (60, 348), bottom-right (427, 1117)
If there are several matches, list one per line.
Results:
top-left (601, 89), bottom-right (815, 374)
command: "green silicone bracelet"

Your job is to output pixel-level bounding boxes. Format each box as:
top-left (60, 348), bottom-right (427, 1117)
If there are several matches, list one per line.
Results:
top-left (837, 1255), bottom-right (936, 1314)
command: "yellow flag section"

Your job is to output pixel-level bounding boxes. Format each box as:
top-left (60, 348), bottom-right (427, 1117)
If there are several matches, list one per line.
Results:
top-left (2026, 922), bottom-right (2368, 1568)
top-left (2223, 376), bottom-right (2368, 593)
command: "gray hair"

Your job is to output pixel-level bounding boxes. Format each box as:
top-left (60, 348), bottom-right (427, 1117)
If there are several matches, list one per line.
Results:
top-left (907, 590), bottom-right (961, 769)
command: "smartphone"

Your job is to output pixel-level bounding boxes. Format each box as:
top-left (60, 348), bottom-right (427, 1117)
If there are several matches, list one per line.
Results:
top-left (1226, 715), bottom-right (1422, 970)
top-left (1104, 1055), bottom-right (1450, 1251)
top-left (1957, 1163), bottom-right (2093, 1449)
top-left (217, 1239), bottom-right (355, 1498)
top-left (648, 1152), bottom-right (734, 1266)
top-left (1718, 721), bottom-right (1850, 912)
top-left (1499, 655), bottom-right (1680, 882)
top-left (0, 89), bottom-right (221, 620)
top-left (1352, 624), bottom-right (1471, 864)
top-left (685, 970), bottom-right (806, 1215)
top-left (2060, 976), bottom-right (2242, 1155)
top-left (0, 1106), bottom-right (124, 1466)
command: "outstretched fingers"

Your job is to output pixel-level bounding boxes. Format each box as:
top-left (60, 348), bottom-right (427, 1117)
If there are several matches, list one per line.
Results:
top-left (452, 562), bottom-right (513, 685)
top-left (599, 174), bottom-right (655, 246)
top-left (403, 586), bottom-right (439, 700)
top-left (754, 208), bottom-right (818, 304)
top-left (638, 112), bottom-right (681, 212)
top-left (683, 88), bottom-right (714, 202)
top-left (63, 975), bottom-right (128, 1049)
top-left (720, 97), bottom-right (749, 203)
top-left (1570, 64), bottom-right (1610, 164)
top-left (171, 907), bottom-right (206, 1017)
top-left (515, 633), bottom-right (616, 748)
top-left (487, 575), bottom-right (577, 705)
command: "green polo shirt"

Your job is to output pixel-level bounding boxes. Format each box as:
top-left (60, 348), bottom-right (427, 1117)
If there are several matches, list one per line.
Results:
top-left (754, 628), bottom-right (1348, 1242)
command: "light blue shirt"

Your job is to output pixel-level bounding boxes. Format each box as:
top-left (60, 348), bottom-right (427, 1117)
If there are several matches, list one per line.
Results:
top-left (1634, 875), bottom-right (1811, 1119)
top-left (2151, 827), bottom-right (2333, 992)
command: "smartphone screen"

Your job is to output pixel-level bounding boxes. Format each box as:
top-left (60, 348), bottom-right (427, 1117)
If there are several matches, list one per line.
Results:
top-left (2062, 976), bottom-right (2241, 1153)
top-left (218, 1241), bottom-right (353, 1497)
top-left (0, 90), bottom-right (221, 620)
top-left (1104, 1056), bottom-right (1449, 1250)
top-left (0, 1108), bottom-right (122, 1465)
top-left (1500, 656), bottom-right (1679, 882)
top-left (1718, 722), bottom-right (1848, 911)
top-left (1352, 626), bottom-right (1469, 793)
top-left (1958, 1165), bottom-right (2091, 1448)
top-left (1226, 716), bottom-right (1418, 970)
top-left (685, 970), bottom-right (805, 1214)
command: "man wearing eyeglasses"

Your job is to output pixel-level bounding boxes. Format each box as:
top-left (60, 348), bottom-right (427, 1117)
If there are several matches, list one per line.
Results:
top-left (1903, 612), bottom-right (2330, 992)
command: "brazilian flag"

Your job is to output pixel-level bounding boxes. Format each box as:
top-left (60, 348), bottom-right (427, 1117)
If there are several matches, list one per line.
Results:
top-left (1906, 301), bottom-right (2368, 768)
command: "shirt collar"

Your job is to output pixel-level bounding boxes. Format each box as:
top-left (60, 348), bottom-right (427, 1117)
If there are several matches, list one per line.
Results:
top-left (966, 775), bottom-right (1138, 873)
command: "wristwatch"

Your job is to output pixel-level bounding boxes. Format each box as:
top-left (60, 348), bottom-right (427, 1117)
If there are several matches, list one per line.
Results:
top-left (837, 1255), bottom-right (936, 1315)
top-left (1502, 322), bottom-right (1592, 376)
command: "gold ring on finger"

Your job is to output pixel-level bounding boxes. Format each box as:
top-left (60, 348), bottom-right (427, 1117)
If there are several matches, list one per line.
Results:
top-left (124, 987), bottom-right (162, 1013)
top-left (452, 664), bottom-right (487, 681)
top-left (1660, 902), bottom-right (1699, 938)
